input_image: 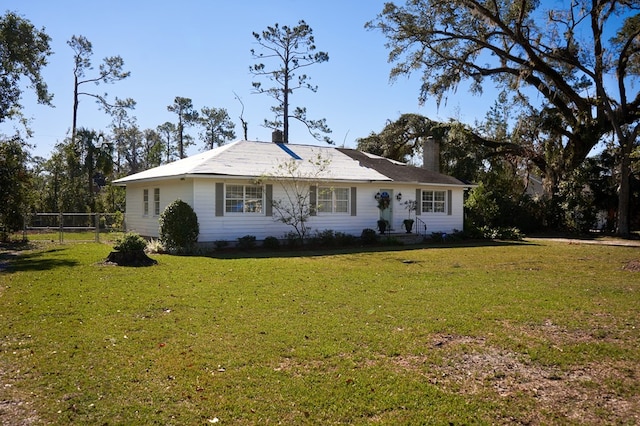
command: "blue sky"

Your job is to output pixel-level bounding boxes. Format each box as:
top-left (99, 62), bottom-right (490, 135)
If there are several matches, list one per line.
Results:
top-left (3, 1), bottom-right (497, 159)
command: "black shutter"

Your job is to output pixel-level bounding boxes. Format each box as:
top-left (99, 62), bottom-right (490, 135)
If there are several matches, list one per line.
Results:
top-left (350, 187), bottom-right (357, 216)
top-left (215, 183), bottom-right (224, 216)
top-left (266, 184), bottom-right (273, 216)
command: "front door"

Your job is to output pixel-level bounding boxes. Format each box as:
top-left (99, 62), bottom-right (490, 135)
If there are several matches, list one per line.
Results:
top-left (379, 189), bottom-right (393, 230)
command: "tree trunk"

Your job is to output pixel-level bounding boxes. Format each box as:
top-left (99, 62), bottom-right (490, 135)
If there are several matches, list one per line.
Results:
top-left (283, 61), bottom-right (289, 144)
top-left (178, 120), bottom-right (184, 159)
top-left (617, 137), bottom-right (633, 236)
top-left (72, 73), bottom-right (79, 145)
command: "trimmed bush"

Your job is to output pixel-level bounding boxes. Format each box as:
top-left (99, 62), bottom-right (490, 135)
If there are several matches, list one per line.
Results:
top-left (360, 228), bottom-right (378, 245)
top-left (284, 231), bottom-right (302, 248)
top-left (263, 236), bottom-right (280, 249)
top-left (108, 232), bottom-right (157, 266)
top-left (114, 232), bottom-right (147, 252)
top-left (214, 240), bottom-right (229, 250)
top-left (237, 235), bottom-right (256, 250)
top-left (335, 232), bottom-right (356, 247)
top-left (159, 199), bottom-right (199, 252)
top-left (430, 232), bottom-right (446, 243)
top-left (313, 229), bottom-right (336, 247)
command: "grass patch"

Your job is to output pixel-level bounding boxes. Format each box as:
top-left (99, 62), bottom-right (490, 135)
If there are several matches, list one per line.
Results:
top-left (1, 240), bottom-right (639, 424)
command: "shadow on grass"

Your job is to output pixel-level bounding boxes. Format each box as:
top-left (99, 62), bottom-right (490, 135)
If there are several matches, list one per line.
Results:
top-left (0, 247), bottom-right (78, 273)
top-left (195, 239), bottom-right (536, 260)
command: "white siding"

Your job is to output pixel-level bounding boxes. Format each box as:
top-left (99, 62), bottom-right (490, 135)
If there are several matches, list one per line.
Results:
top-left (125, 178), bottom-right (466, 241)
top-left (310, 183), bottom-right (380, 234)
top-left (414, 186), bottom-right (465, 234)
top-left (191, 179), bottom-right (465, 242)
top-left (124, 179), bottom-right (193, 238)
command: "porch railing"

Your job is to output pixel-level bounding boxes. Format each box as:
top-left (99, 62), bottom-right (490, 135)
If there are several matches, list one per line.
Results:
top-left (415, 217), bottom-right (428, 237)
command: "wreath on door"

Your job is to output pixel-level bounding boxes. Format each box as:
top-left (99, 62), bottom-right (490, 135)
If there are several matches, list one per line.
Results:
top-left (376, 191), bottom-right (391, 210)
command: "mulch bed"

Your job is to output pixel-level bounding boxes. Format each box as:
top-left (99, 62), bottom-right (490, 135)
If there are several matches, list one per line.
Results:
top-left (104, 250), bottom-right (157, 267)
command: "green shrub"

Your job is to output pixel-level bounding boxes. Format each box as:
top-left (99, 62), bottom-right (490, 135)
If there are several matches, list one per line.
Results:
top-left (109, 211), bottom-right (124, 231)
top-left (335, 232), bottom-right (356, 247)
top-left (471, 225), bottom-right (524, 241)
top-left (428, 230), bottom-right (466, 243)
top-left (430, 232), bottom-right (447, 243)
top-left (313, 229), bottom-right (336, 247)
top-left (237, 235), bottom-right (256, 250)
top-left (113, 232), bottom-right (147, 252)
top-left (491, 226), bottom-right (524, 240)
top-left (263, 236), bottom-right (280, 249)
top-left (214, 240), bottom-right (229, 250)
top-left (284, 231), bottom-right (302, 248)
top-left (159, 199), bottom-right (199, 252)
top-left (381, 236), bottom-right (403, 246)
top-left (360, 228), bottom-right (378, 245)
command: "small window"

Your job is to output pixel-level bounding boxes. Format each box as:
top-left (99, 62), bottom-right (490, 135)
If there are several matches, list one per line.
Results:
top-left (421, 190), bottom-right (446, 213)
top-left (143, 189), bottom-right (149, 216)
top-left (225, 184), bottom-right (263, 213)
top-left (317, 187), bottom-right (350, 214)
top-left (153, 188), bottom-right (160, 216)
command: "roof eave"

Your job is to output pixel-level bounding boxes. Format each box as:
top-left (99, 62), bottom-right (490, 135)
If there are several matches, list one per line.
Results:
top-left (112, 175), bottom-right (475, 187)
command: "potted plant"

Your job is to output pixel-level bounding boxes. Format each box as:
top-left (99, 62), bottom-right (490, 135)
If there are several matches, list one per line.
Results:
top-left (402, 200), bottom-right (417, 233)
top-left (375, 192), bottom-right (391, 234)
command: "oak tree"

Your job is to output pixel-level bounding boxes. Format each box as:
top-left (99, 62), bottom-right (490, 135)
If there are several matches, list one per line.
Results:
top-left (367, 0), bottom-right (640, 234)
top-left (0, 137), bottom-right (32, 239)
top-left (0, 12), bottom-right (53, 124)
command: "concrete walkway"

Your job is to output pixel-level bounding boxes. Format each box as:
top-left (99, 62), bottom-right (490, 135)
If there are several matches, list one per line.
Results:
top-left (526, 237), bottom-right (640, 247)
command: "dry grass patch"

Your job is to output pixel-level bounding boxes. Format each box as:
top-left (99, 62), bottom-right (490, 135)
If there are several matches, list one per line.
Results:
top-left (0, 336), bottom-right (40, 426)
top-left (269, 330), bottom-right (639, 424)
top-left (378, 334), bottom-right (640, 425)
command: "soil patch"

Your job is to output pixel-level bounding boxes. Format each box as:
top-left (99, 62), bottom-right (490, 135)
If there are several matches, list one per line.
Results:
top-left (623, 259), bottom-right (640, 271)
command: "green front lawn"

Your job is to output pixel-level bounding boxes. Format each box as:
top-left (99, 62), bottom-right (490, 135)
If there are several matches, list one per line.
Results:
top-left (1, 240), bottom-right (638, 424)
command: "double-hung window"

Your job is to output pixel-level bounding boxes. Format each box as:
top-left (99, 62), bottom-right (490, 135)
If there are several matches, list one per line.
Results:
top-left (225, 184), bottom-right (263, 213)
top-left (143, 189), bottom-right (149, 216)
top-left (421, 190), bottom-right (446, 213)
top-left (153, 188), bottom-right (160, 216)
top-left (317, 187), bottom-right (349, 214)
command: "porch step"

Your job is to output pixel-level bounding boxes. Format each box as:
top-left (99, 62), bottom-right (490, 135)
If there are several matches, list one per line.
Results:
top-left (382, 231), bottom-right (426, 245)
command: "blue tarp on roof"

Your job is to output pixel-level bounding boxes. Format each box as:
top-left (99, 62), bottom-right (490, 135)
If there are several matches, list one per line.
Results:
top-left (275, 142), bottom-right (302, 160)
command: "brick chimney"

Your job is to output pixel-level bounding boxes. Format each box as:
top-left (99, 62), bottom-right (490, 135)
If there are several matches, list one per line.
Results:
top-left (423, 136), bottom-right (440, 173)
top-left (272, 129), bottom-right (284, 143)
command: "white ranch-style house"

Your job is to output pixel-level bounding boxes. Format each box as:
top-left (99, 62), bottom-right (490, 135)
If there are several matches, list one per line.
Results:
top-left (113, 137), bottom-right (472, 243)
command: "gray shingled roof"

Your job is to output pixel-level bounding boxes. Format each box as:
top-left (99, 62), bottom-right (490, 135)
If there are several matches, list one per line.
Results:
top-left (113, 140), bottom-right (469, 187)
top-left (336, 148), bottom-right (468, 186)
